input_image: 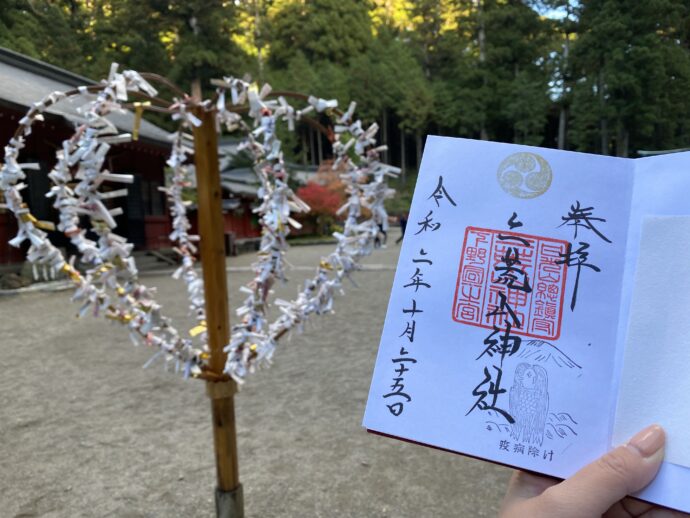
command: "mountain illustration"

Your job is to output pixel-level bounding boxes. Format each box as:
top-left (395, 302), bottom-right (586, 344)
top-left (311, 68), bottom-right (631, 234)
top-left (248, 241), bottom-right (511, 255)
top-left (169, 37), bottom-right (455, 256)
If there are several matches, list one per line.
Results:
top-left (513, 340), bottom-right (582, 370)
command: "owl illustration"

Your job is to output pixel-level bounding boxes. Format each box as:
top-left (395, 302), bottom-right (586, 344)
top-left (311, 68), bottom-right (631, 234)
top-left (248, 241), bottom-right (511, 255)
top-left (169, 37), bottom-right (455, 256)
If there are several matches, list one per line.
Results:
top-left (509, 363), bottom-right (549, 446)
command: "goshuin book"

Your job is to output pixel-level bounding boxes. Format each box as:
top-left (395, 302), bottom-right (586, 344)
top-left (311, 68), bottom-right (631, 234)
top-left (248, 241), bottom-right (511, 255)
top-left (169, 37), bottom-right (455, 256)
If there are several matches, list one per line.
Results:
top-left (363, 136), bottom-right (690, 513)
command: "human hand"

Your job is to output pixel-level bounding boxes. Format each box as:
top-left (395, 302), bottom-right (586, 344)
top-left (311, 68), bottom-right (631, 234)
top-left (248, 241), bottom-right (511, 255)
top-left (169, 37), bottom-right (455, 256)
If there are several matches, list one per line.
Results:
top-left (500, 424), bottom-right (688, 517)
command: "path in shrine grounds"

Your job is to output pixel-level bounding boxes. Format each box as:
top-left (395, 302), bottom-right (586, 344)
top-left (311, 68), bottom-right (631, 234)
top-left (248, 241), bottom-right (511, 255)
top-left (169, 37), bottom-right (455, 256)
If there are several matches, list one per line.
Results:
top-left (0, 228), bottom-right (511, 518)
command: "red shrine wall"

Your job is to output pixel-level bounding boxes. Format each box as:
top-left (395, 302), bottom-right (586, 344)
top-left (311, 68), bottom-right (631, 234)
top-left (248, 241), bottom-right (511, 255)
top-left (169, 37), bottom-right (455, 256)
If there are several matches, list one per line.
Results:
top-left (222, 201), bottom-right (260, 239)
top-left (0, 103), bottom-right (259, 266)
top-left (0, 103), bottom-right (172, 264)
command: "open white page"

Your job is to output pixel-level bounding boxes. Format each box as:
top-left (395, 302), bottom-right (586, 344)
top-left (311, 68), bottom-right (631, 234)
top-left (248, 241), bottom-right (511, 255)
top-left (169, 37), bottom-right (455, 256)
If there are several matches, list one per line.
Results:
top-left (364, 137), bottom-right (634, 485)
top-left (614, 215), bottom-right (690, 464)
top-left (612, 152), bottom-right (690, 512)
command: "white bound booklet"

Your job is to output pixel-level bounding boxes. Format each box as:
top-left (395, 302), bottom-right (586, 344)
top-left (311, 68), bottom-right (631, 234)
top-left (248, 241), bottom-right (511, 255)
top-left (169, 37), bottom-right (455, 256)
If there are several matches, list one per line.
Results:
top-left (363, 135), bottom-right (690, 513)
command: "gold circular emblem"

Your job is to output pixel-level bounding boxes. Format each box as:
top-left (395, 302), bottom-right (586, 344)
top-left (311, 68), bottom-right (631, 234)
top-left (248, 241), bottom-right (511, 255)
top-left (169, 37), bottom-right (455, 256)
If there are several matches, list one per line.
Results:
top-left (497, 152), bottom-right (552, 199)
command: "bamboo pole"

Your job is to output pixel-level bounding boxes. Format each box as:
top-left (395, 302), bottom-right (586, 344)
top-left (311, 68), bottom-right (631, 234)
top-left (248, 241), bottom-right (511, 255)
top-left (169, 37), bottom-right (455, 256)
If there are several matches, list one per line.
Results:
top-left (192, 105), bottom-right (244, 518)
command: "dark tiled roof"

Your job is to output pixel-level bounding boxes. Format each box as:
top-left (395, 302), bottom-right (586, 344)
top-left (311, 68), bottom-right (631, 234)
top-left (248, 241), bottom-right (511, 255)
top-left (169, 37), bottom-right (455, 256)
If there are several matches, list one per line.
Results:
top-left (0, 47), bottom-right (170, 145)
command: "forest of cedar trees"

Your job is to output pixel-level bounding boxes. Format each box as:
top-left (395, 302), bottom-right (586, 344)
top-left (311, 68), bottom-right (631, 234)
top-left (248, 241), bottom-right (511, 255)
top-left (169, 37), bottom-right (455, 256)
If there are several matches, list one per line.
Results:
top-left (3, 0), bottom-right (690, 171)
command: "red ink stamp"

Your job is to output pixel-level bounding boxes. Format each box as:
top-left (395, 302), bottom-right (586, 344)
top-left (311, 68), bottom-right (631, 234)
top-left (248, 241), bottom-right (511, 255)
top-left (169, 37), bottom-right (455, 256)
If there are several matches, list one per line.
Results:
top-left (452, 226), bottom-right (569, 340)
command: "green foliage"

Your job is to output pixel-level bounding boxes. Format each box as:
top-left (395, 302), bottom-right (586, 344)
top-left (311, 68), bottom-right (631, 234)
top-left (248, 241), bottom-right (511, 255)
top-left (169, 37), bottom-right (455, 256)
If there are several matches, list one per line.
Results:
top-left (385, 170), bottom-right (418, 214)
top-left (570, 0), bottom-right (690, 155)
top-left (267, 0), bottom-right (373, 68)
top-left (0, 0), bottom-right (84, 71)
top-left (349, 28), bottom-right (431, 129)
top-left (163, 0), bottom-right (253, 88)
top-left (78, 0), bottom-right (171, 78)
top-left (2, 0), bottom-right (690, 158)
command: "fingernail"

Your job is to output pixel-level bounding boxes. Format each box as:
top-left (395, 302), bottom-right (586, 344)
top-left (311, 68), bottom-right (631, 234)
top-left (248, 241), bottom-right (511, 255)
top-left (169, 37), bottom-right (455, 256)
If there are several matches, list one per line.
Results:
top-left (627, 424), bottom-right (665, 458)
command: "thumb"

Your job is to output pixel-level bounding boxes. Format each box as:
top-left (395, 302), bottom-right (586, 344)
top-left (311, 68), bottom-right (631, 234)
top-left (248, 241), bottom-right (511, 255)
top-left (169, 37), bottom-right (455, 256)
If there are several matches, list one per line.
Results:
top-left (540, 424), bottom-right (665, 517)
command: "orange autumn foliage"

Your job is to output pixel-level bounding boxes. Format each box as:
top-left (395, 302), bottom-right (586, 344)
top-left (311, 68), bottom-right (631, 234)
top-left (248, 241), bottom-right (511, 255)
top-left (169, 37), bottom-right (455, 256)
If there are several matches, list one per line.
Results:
top-left (295, 182), bottom-right (344, 217)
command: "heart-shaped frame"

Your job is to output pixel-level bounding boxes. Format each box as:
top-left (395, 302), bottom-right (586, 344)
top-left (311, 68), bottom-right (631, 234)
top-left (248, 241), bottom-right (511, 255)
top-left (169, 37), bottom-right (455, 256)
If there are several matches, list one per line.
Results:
top-left (0, 66), bottom-right (399, 383)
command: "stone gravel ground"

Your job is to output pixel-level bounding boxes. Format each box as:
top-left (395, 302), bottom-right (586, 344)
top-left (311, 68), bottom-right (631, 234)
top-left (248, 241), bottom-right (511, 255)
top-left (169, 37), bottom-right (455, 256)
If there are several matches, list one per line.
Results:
top-left (0, 229), bottom-right (511, 517)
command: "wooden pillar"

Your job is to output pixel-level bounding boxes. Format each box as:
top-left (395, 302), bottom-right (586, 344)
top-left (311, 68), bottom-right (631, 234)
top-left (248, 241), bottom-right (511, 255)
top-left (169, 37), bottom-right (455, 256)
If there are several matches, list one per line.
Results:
top-left (193, 106), bottom-right (244, 518)
top-left (400, 127), bottom-right (406, 183)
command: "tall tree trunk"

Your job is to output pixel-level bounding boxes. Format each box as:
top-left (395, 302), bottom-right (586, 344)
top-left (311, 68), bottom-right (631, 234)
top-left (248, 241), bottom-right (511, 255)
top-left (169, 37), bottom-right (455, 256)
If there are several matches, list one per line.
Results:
top-left (400, 127), bottom-right (407, 183)
top-left (254, 0), bottom-right (264, 81)
top-left (558, 21), bottom-right (572, 151)
top-left (381, 109), bottom-right (389, 163)
top-left (191, 78), bottom-right (202, 101)
top-left (480, 126), bottom-right (489, 141)
top-left (598, 70), bottom-right (608, 155)
top-left (416, 131), bottom-right (423, 170)
top-left (616, 124), bottom-right (629, 157)
top-left (600, 119), bottom-right (609, 155)
top-left (558, 107), bottom-right (567, 150)
top-left (476, 0), bottom-right (488, 140)
top-left (623, 128), bottom-right (630, 157)
top-left (476, 0), bottom-right (486, 63)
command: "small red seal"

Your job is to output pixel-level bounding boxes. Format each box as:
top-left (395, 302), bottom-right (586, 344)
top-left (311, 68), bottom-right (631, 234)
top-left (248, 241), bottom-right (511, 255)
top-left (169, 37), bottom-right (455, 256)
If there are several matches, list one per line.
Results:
top-left (452, 226), bottom-right (569, 340)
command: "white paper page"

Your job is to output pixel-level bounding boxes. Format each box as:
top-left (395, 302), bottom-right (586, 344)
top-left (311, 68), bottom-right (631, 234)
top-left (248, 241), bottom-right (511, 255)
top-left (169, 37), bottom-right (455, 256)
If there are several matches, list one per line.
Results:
top-left (364, 136), bottom-right (633, 479)
top-left (610, 151), bottom-right (690, 513)
top-left (613, 216), bottom-right (690, 467)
